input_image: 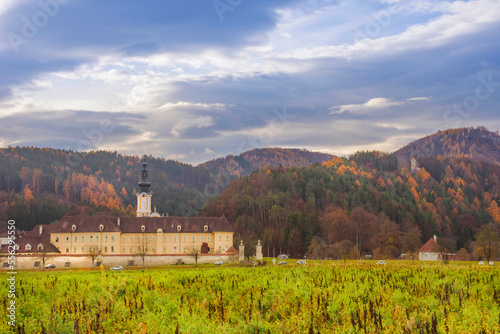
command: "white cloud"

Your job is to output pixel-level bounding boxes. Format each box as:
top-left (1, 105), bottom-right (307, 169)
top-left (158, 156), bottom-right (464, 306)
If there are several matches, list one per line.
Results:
top-left (204, 147), bottom-right (214, 154)
top-left (165, 153), bottom-right (187, 160)
top-left (170, 116), bottom-right (215, 138)
top-left (330, 96), bottom-right (430, 114)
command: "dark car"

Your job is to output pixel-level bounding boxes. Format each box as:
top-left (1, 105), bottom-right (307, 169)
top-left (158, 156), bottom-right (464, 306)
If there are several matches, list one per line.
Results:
top-left (44, 264), bottom-right (56, 269)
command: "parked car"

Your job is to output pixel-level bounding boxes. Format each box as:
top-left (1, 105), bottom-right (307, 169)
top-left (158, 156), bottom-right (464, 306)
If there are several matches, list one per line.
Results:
top-left (278, 261), bottom-right (287, 265)
top-left (44, 264), bottom-right (56, 269)
top-left (489, 261), bottom-right (494, 266)
top-left (478, 261), bottom-right (485, 265)
top-left (278, 254), bottom-right (288, 260)
top-left (377, 260), bottom-right (387, 265)
top-left (296, 260), bottom-right (306, 265)
top-left (215, 261), bottom-right (223, 265)
top-left (110, 265), bottom-right (123, 271)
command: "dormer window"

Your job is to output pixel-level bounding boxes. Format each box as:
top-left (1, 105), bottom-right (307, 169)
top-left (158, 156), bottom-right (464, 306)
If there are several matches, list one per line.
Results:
top-left (14, 244), bottom-right (19, 251)
top-left (99, 224), bottom-right (104, 231)
top-left (177, 225), bottom-right (181, 232)
top-left (71, 224), bottom-right (76, 231)
top-left (25, 244), bottom-right (32, 251)
top-left (204, 225), bottom-right (208, 232)
top-left (37, 244), bottom-right (44, 251)
top-left (141, 225), bottom-right (145, 232)
top-left (55, 236), bottom-right (59, 242)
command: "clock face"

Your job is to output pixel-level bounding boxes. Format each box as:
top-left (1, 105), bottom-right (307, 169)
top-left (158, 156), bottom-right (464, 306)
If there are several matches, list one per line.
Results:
top-left (142, 193), bottom-right (145, 197)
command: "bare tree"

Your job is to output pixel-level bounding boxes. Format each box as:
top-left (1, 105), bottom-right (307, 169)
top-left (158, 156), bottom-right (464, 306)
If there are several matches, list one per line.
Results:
top-left (188, 246), bottom-right (200, 266)
top-left (36, 249), bottom-right (52, 271)
top-left (402, 227), bottom-right (422, 264)
top-left (474, 224), bottom-right (500, 262)
top-left (86, 245), bottom-right (102, 269)
top-left (135, 235), bottom-right (152, 268)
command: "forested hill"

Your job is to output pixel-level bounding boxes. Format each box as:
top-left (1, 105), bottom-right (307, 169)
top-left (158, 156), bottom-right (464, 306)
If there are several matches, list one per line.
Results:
top-left (0, 147), bottom-right (217, 231)
top-left (395, 127), bottom-right (500, 166)
top-left (200, 148), bottom-right (336, 177)
top-left (202, 155), bottom-right (500, 259)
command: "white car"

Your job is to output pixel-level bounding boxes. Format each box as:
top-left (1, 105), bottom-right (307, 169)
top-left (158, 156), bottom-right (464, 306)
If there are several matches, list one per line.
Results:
top-left (489, 261), bottom-right (494, 266)
top-left (278, 261), bottom-right (287, 265)
top-left (110, 265), bottom-right (123, 271)
top-left (478, 261), bottom-right (485, 265)
top-left (215, 261), bottom-right (223, 265)
top-left (377, 260), bottom-right (387, 265)
top-left (296, 260), bottom-right (306, 265)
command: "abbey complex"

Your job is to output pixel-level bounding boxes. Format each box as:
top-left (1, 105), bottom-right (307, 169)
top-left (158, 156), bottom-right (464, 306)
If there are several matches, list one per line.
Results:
top-left (0, 158), bottom-right (236, 268)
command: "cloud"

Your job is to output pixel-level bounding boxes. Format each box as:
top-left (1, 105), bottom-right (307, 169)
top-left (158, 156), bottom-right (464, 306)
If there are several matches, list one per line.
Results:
top-left (204, 148), bottom-right (214, 154)
top-left (165, 153), bottom-right (187, 160)
top-left (330, 96), bottom-right (430, 114)
top-left (170, 116), bottom-right (216, 138)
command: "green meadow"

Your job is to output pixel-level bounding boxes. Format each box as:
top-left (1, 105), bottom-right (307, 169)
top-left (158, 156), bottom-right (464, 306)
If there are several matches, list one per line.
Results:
top-left (1, 261), bottom-right (499, 333)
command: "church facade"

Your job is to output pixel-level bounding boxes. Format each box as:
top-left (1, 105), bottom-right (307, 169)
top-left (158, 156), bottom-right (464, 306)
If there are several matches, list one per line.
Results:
top-left (1, 158), bottom-right (235, 268)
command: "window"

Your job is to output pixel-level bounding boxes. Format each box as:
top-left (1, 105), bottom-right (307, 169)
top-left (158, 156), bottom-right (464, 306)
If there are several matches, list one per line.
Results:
top-left (71, 224), bottom-right (76, 231)
top-left (122, 236), bottom-right (126, 242)
top-left (152, 236), bottom-right (156, 242)
top-left (177, 225), bottom-right (181, 232)
top-left (55, 236), bottom-right (59, 242)
top-left (174, 236), bottom-right (178, 242)
top-left (89, 236), bottom-right (93, 242)
top-left (37, 244), bottom-right (44, 251)
top-left (122, 247), bottom-right (125, 253)
top-left (138, 236), bottom-right (142, 242)
top-left (226, 235), bottom-right (229, 241)
top-left (183, 236), bottom-right (187, 242)
top-left (25, 244), bottom-right (32, 251)
top-left (73, 247), bottom-right (77, 253)
top-left (173, 247), bottom-right (177, 253)
top-left (81, 247), bottom-right (84, 253)
top-left (207, 236), bottom-right (211, 242)
top-left (204, 225), bottom-right (208, 232)
top-left (129, 247), bottom-right (133, 253)
top-left (105, 235), bottom-right (108, 242)
top-left (130, 236), bottom-right (133, 242)
top-left (74, 236), bottom-right (77, 242)
top-left (219, 235), bottom-right (222, 241)
top-left (96, 236), bottom-right (99, 242)
top-left (99, 224), bottom-right (104, 231)
top-left (66, 248), bottom-right (69, 253)
top-left (163, 247), bottom-right (166, 253)
top-left (14, 245), bottom-right (19, 251)
top-left (104, 246), bottom-right (108, 253)
top-left (192, 236), bottom-right (195, 242)
top-left (145, 236), bottom-right (149, 242)
top-left (111, 235), bottom-right (115, 242)
top-left (111, 246), bottom-right (114, 253)
top-left (183, 247), bottom-right (186, 253)
top-left (163, 236), bottom-right (167, 242)
top-left (200, 236), bottom-right (203, 242)
top-left (66, 236), bottom-right (70, 242)
top-left (141, 225), bottom-right (145, 231)
top-left (81, 236), bottom-right (85, 242)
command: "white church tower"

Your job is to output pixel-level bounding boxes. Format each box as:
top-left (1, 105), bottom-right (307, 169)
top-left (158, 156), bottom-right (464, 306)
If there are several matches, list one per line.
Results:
top-left (136, 157), bottom-right (152, 217)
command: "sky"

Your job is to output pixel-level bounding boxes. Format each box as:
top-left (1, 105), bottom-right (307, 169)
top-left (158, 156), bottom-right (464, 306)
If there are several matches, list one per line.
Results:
top-left (0, 0), bottom-right (499, 165)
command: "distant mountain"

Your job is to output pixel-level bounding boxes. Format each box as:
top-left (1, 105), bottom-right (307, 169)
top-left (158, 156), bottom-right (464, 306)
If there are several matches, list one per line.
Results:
top-left (395, 127), bottom-right (500, 166)
top-left (200, 148), bottom-right (336, 177)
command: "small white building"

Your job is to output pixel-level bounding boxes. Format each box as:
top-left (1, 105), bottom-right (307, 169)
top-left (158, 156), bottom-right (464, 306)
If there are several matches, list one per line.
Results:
top-left (419, 235), bottom-right (441, 261)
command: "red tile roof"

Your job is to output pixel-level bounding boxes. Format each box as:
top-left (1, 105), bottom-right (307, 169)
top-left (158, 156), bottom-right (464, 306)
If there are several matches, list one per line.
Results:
top-left (225, 246), bottom-right (238, 254)
top-left (419, 238), bottom-right (441, 253)
top-left (0, 237), bottom-right (60, 254)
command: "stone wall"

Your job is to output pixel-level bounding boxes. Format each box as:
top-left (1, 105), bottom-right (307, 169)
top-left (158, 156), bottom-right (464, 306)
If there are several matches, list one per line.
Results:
top-left (1, 253), bottom-right (238, 270)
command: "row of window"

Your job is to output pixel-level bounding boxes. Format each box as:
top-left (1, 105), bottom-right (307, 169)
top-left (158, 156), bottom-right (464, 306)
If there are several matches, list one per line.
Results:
top-left (62, 244), bottom-right (228, 255)
top-left (55, 234), bottom-right (230, 243)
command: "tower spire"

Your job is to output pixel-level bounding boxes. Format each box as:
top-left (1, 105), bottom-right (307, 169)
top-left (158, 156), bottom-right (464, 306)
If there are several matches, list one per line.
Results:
top-left (138, 156), bottom-right (151, 193)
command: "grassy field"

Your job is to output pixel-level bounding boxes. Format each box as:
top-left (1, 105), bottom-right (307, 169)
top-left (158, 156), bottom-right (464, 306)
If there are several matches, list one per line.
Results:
top-left (1, 260), bottom-right (499, 333)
